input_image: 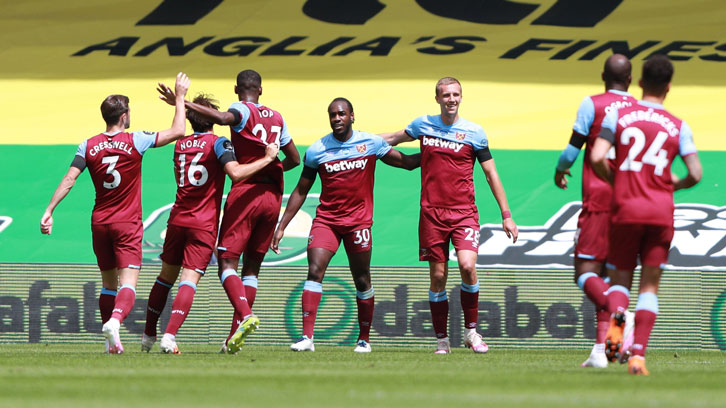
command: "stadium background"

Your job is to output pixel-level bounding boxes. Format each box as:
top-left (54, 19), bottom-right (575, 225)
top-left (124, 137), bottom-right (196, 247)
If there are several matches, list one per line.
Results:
top-left (0, 0), bottom-right (724, 349)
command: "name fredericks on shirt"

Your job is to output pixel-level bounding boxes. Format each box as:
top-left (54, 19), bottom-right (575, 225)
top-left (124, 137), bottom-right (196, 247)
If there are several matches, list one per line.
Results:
top-left (618, 109), bottom-right (679, 137)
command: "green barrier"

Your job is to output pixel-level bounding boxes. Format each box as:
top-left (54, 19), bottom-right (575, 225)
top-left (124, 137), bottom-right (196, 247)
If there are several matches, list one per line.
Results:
top-left (2, 146), bottom-right (724, 267)
top-left (1, 264), bottom-right (724, 350)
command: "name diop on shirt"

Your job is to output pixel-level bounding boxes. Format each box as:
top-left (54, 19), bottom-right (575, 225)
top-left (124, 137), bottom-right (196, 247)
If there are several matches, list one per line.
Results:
top-left (323, 158), bottom-right (368, 173)
top-left (89, 140), bottom-right (133, 156)
top-left (421, 135), bottom-right (464, 153)
top-left (617, 109), bottom-right (679, 137)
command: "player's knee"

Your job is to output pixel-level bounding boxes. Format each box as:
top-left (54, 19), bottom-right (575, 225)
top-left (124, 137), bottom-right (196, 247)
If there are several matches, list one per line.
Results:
top-left (307, 264), bottom-right (325, 282)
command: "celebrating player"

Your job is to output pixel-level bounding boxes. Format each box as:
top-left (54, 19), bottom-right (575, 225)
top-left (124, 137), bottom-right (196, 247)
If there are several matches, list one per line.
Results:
top-left (158, 69), bottom-right (300, 353)
top-left (40, 72), bottom-right (190, 354)
top-left (141, 94), bottom-right (279, 354)
top-left (271, 98), bottom-right (419, 352)
top-left (591, 55), bottom-right (702, 375)
top-left (554, 54), bottom-right (637, 368)
top-left (381, 77), bottom-right (518, 354)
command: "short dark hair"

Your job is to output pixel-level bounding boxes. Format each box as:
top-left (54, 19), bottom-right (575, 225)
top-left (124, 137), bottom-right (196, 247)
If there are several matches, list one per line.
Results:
top-left (187, 93), bottom-right (219, 133)
top-left (236, 69), bottom-right (262, 92)
top-left (329, 97), bottom-right (353, 113)
top-left (641, 55), bottom-right (673, 96)
top-left (100, 94), bottom-right (129, 125)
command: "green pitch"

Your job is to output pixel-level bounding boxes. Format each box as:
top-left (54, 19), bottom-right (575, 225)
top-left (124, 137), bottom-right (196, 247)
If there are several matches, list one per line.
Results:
top-left (1, 345), bottom-right (724, 408)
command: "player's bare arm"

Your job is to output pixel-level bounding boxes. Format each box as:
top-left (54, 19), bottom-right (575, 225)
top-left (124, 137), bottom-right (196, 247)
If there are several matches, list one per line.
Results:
top-left (156, 72), bottom-right (191, 146)
top-left (380, 149), bottom-right (421, 170)
top-left (40, 166), bottom-right (82, 235)
top-left (590, 137), bottom-right (613, 184)
top-left (379, 129), bottom-right (414, 146)
top-left (554, 131), bottom-right (587, 189)
top-left (480, 159), bottom-right (519, 243)
top-left (280, 139), bottom-right (302, 171)
top-left (157, 79), bottom-right (236, 127)
top-left (224, 143), bottom-right (280, 182)
top-left (270, 170), bottom-right (315, 254)
top-left (673, 153), bottom-right (703, 191)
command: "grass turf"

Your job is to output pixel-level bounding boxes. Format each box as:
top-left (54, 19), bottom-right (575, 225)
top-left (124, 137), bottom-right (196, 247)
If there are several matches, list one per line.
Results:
top-left (0, 344), bottom-right (724, 408)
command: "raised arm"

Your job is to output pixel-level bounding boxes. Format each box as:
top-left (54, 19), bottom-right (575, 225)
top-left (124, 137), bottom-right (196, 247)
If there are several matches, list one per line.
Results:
top-left (157, 78), bottom-right (237, 126)
top-left (554, 131), bottom-right (587, 189)
top-left (224, 143), bottom-right (279, 183)
top-left (480, 159), bottom-right (518, 243)
top-left (40, 166), bottom-right (82, 235)
top-left (672, 153), bottom-right (702, 191)
top-left (380, 149), bottom-right (421, 170)
top-left (270, 168), bottom-right (316, 254)
top-left (156, 72), bottom-right (191, 147)
top-left (379, 129), bottom-right (414, 146)
top-left (280, 139), bottom-right (301, 171)
top-left (590, 137), bottom-right (614, 184)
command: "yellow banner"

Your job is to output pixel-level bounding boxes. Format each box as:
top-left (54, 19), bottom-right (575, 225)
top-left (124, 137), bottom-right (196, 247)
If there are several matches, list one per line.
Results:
top-left (1, 1), bottom-right (724, 149)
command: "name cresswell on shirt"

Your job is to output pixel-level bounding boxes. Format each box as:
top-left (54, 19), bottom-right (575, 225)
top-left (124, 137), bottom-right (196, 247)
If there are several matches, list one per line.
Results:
top-left (468, 202), bottom-right (726, 270)
top-left (422, 135), bottom-right (464, 152)
top-left (323, 158), bottom-right (369, 173)
top-left (89, 140), bottom-right (133, 156)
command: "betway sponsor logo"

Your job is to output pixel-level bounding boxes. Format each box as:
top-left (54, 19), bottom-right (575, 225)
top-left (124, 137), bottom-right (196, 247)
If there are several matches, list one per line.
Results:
top-left (323, 158), bottom-right (368, 173)
top-left (422, 135), bottom-right (464, 153)
top-left (466, 202), bottom-right (726, 270)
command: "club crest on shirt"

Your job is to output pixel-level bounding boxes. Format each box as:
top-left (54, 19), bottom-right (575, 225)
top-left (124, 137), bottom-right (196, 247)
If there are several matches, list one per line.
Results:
top-left (455, 132), bottom-right (466, 141)
top-left (356, 144), bottom-right (367, 153)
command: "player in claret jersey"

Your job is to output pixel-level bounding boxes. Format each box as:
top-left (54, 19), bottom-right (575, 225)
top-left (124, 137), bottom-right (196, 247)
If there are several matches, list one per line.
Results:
top-left (591, 55), bottom-right (702, 375)
top-left (382, 77), bottom-right (518, 354)
top-left (140, 94), bottom-right (279, 354)
top-left (271, 98), bottom-right (420, 353)
top-left (554, 54), bottom-right (638, 368)
top-left (158, 69), bottom-right (300, 353)
top-left (40, 72), bottom-right (190, 354)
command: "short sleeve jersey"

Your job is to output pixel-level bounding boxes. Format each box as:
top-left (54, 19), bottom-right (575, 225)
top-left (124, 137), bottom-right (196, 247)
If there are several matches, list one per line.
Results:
top-left (573, 90), bottom-right (637, 212)
top-left (75, 131), bottom-right (158, 225)
top-left (601, 101), bottom-right (698, 226)
top-left (227, 101), bottom-right (291, 194)
top-left (303, 130), bottom-right (391, 226)
top-left (167, 133), bottom-right (236, 232)
top-left (405, 115), bottom-right (487, 209)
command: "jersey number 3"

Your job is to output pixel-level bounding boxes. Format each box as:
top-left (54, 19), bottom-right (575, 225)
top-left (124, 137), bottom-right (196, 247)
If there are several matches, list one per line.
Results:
top-left (102, 156), bottom-right (121, 189)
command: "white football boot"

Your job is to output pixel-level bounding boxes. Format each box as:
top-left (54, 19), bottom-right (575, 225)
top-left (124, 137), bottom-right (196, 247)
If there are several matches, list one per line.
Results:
top-left (581, 343), bottom-right (608, 368)
top-left (102, 318), bottom-right (124, 354)
top-left (464, 331), bottom-right (489, 354)
top-left (290, 335), bottom-right (315, 352)
top-left (353, 340), bottom-right (372, 353)
top-left (619, 310), bottom-right (636, 363)
top-left (160, 333), bottom-right (180, 354)
top-left (435, 337), bottom-right (450, 354)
